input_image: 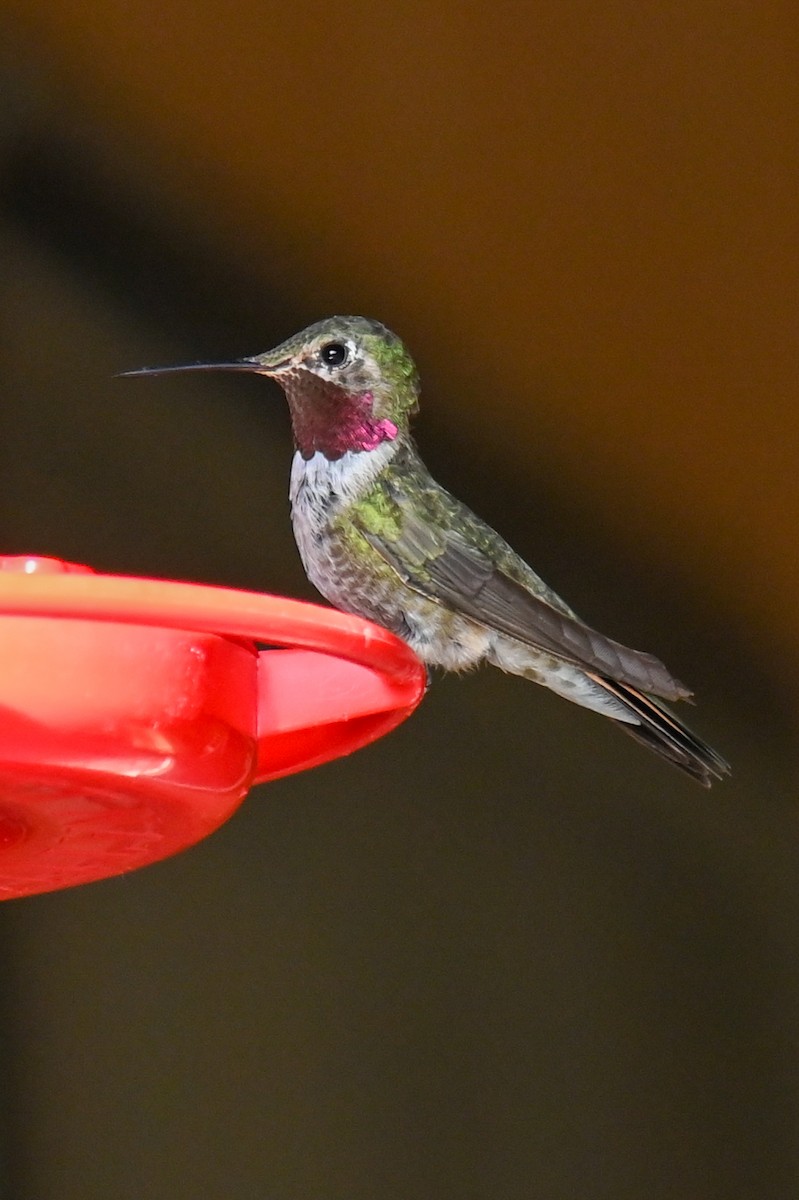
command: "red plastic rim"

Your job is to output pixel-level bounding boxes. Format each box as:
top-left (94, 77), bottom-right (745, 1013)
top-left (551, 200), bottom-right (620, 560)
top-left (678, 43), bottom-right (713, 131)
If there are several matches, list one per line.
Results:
top-left (0, 561), bottom-right (427, 897)
top-left (0, 568), bottom-right (423, 683)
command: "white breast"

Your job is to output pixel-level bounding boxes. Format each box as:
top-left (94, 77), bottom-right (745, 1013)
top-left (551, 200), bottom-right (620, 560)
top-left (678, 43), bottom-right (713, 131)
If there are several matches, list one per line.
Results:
top-left (290, 443), bottom-right (397, 523)
top-left (288, 442), bottom-right (398, 570)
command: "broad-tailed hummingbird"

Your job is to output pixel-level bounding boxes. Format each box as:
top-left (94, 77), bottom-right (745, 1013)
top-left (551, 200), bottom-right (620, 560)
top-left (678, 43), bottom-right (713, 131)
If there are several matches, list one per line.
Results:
top-left (125, 316), bottom-right (729, 785)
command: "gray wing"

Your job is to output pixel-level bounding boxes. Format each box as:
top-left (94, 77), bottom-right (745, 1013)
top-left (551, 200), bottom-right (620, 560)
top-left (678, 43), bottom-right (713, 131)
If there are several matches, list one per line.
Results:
top-left (353, 467), bottom-right (691, 702)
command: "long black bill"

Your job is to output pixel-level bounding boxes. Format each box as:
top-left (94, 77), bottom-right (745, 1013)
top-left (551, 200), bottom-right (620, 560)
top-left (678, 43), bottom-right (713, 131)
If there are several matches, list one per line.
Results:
top-left (118, 361), bottom-right (268, 379)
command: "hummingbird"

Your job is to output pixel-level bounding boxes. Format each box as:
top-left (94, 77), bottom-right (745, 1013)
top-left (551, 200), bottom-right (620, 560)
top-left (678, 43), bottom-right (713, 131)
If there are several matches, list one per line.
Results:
top-left (125, 316), bottom-right (729, 785)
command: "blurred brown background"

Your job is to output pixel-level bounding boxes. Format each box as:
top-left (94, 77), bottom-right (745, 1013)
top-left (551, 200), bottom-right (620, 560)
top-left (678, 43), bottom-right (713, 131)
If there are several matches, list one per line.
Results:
top-left (0, 2), bottom-right (797, 1197)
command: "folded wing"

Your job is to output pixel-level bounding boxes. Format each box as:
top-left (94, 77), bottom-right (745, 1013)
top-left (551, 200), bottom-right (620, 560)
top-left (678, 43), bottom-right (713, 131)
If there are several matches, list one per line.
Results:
top-left (355, 473), bottom-right (691, 702)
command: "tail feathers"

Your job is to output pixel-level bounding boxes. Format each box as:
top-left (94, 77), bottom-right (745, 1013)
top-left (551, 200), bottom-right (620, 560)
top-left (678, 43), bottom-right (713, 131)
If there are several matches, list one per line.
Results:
top-left (587, 673), bottom-right (730, 787)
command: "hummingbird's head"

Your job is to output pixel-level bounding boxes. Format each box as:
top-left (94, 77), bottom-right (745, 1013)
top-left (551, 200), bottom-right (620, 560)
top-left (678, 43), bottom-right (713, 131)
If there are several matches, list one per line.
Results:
top-left (124, 316), bottom-right (420, 462)
top-left (247, 316), bottom-right (420, 461)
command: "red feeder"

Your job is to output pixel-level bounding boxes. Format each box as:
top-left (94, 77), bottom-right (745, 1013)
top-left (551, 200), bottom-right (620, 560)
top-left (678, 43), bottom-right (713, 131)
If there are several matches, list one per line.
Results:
top-left (0, 556), bottom-right (426, 899)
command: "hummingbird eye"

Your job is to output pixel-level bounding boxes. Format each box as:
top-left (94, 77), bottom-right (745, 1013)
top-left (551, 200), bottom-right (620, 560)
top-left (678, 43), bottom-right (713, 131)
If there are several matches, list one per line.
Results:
top-left (320, 342), bottom-right (349, 368)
